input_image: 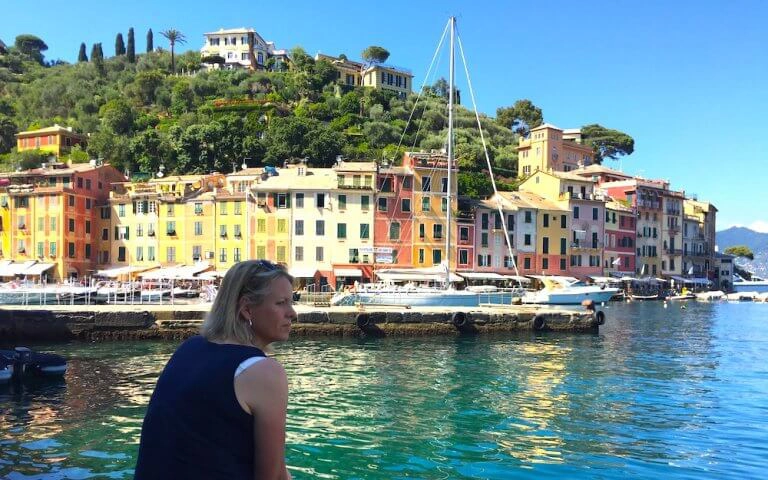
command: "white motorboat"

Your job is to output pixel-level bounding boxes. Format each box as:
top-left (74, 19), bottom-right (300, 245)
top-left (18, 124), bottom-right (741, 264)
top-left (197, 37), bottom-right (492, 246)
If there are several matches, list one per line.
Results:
top-left (522, 276), bottom-right (618, 305)
top-left (732, 274), bottom-right (768, 294)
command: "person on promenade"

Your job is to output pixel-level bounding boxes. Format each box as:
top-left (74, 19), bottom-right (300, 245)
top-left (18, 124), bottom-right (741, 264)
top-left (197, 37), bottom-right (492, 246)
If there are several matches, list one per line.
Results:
top-left (134, 259), bottom-right (295, 480)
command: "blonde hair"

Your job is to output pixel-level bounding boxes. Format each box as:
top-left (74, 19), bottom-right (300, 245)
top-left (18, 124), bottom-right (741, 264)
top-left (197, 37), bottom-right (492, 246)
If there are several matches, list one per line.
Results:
top-left (201, 260), bottom-right (293, 345)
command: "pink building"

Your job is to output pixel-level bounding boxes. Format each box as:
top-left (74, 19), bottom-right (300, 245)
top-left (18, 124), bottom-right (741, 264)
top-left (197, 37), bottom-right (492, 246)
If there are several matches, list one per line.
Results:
top-left (373, 165), bottom-right (414, 267)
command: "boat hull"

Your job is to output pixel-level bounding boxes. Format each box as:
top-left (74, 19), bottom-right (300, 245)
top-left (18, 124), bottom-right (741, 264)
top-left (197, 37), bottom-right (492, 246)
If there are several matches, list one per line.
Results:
top-left (733, 282), bottom-right (768, 294)
top-left (523, 288), bottom-right (618, 305)
top-left (332, 290), bottom-right (522, 307)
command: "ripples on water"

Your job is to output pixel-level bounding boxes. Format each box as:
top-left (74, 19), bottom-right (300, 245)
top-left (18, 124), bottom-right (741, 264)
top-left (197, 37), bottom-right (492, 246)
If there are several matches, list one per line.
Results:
top-left (2, 302), bottom-right (768, 479)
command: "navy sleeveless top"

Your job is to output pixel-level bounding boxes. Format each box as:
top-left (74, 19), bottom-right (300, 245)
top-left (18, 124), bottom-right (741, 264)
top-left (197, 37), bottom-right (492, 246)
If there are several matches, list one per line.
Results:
top-left (134, 335), bottom-right (266, 479)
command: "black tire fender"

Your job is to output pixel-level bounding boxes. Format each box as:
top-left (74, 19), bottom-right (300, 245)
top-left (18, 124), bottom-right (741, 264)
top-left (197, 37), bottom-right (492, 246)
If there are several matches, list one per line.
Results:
top-left (532, 315), bottom-right (546, 331)
top-left (595, 310), bottom-right (606, 325)
top-left (451, 311), bottom-right (468, 328)
top-left (355, 313), bottom-right (371, 329)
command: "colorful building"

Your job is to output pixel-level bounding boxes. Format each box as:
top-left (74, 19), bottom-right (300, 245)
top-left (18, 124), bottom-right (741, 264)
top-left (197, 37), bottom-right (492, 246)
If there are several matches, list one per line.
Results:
top-left (661, 190), bottom-right (685, 276)
top-left (683, 199), bottom-right (718, 280)
top-left (374, 163), bottom-right (414, 268)
top-left (0, 161), bottom-right (125, 280)
top-left (517, 124), bottom-right (595, 178)
top-left (15, 125), bottom-right (87, 159)
top-left (603, 199), bottom-right (636, 275)
top-left (404, 152), bottom-right (457, 269)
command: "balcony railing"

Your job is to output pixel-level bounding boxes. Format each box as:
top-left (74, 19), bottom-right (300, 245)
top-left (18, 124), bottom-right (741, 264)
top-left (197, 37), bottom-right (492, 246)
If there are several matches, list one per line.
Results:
top-left (665, 248), bottom-right (683, 255)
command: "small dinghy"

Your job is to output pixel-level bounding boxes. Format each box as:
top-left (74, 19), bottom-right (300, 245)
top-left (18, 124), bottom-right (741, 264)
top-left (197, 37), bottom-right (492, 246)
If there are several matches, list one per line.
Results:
top-left (0, 347), bottom-right (67, 382)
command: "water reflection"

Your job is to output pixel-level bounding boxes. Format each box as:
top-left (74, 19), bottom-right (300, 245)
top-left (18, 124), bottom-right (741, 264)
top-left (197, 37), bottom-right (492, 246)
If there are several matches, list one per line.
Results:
top-left (2, 303), bottom-right (768, 479)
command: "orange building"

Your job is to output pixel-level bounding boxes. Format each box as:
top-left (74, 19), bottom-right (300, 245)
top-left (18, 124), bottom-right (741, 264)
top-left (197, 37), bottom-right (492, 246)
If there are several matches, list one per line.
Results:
top-left (15, 124), bottom-right (87, 159)
top-left (0, 161), bottom-right (125, 280)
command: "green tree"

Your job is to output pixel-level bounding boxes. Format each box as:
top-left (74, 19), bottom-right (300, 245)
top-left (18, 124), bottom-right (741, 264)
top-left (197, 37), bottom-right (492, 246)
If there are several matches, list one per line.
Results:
top-left (0, 115), bottom-right (18, 154)
top-left (361, 46), bottom-right (390, 65)
top-left (14, 34), bottom-right (48, 64)
top-left (289, 47), bottom-right (315, 73)
top-left (99, 98), bottom-right (135, 134)
top-left (77, 43), bottom-right (88, 62)
top-left (90, 42), bottom-right (104, 61)
top-left (724, 245), bottom-right (754, 261)
top-left (496, 99), bottom-right (543, 136)
top-left (115, 33), bottom-right (126, 56)
top-left (127, 28), bottom-right (136, 63)
top-left (146, 28), bottom-right (154, 53)
top-left (160, 29), bottom-right (187, 73)
top-left (581, 124), bottom-right (634, 164)
top-left (458, 171), bottom-right (493, 198)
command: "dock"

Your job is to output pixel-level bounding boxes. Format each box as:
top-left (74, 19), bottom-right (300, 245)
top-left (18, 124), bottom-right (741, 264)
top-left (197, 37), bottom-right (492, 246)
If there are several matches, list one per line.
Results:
top-left (0, 303), bottom-right (604, 342)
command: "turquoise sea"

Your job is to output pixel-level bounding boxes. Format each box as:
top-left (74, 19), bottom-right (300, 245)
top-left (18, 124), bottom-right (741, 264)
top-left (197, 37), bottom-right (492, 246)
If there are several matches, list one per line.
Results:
top-left (1, 301), bottom-right (767, 479)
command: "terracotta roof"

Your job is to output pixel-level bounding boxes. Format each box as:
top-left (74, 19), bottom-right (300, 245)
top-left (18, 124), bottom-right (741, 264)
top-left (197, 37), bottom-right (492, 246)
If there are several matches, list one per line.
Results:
top-left (15, 124), bottom-right (86, 138)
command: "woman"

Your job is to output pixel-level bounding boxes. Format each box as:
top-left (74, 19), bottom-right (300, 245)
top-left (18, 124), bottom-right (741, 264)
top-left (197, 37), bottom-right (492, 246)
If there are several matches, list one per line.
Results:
top-left (135, 260), bottom-right (295, 480)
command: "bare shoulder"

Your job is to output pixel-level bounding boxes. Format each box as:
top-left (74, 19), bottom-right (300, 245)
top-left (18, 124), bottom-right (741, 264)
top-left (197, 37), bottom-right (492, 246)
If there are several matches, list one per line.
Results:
top-left (234, 358), bottom-right (288, 414)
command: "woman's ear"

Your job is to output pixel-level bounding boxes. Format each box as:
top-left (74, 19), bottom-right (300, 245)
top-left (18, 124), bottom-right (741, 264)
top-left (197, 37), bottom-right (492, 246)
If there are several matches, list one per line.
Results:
top-left (237, 296), bottom-right (251, 322)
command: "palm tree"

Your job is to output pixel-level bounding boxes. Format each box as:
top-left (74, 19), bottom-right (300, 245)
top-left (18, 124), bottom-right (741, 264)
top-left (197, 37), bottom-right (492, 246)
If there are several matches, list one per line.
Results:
top-left (160, 29), bottom-right (187, 73)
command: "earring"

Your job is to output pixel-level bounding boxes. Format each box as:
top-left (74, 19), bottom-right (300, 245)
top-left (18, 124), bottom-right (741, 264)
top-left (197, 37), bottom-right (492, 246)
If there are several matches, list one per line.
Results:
top-left (248, 318), bottom-right (253, 327)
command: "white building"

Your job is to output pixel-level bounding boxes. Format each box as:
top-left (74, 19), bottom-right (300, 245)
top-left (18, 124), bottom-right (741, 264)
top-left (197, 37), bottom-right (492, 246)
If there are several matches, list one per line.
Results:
top-left (200, 28), bottom-right (288, 70)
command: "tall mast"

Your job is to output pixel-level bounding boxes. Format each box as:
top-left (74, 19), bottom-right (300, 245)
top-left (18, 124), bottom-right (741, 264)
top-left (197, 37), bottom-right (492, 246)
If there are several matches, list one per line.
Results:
top-left (445, 16), bottom-right (455, 288)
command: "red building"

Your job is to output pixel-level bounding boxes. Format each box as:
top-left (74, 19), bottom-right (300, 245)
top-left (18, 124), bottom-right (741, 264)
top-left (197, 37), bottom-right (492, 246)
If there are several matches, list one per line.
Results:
top-left (373, 164), bottom-right (414, 268)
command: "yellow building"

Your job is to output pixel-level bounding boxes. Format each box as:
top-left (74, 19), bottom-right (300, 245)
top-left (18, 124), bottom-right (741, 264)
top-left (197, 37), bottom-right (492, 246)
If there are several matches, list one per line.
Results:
top-left (517, 124), bottom-right (594, 178)
top-left (0, 189), bottom-right (10, 260)
top-left (315, 53), bottom-right (413, 95)
top-left (15, 125), bottom-right (87, 159)
top-left (404, 152), bottom-right (457, 268)
top-left (200, 28), bottom-right (288, 70)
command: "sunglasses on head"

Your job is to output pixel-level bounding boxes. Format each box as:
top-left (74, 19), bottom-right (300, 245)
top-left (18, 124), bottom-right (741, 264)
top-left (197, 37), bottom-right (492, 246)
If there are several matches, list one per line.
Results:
top-left (253, 259), bottom-right (282, 273)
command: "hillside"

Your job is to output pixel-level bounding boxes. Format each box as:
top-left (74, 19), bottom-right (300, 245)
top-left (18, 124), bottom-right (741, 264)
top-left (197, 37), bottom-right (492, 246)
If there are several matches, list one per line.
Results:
top-left (716, 226), bottom-right (768, 277)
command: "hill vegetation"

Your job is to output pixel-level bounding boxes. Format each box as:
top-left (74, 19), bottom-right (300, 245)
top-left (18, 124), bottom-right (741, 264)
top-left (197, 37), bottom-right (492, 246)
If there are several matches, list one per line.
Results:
top-left (0, 32), bottom-right (634, 198)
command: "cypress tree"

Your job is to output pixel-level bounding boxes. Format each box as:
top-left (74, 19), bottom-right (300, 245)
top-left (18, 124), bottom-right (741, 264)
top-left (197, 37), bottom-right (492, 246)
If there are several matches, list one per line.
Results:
top-left (127, 27), bottom-right (136, 62)
top-left (146, 28), bottom-right (154, 53)
top-left (91, 42), bottom-right (104, 61)
top-left (115, 33), bottom-right (125, 56)
top-left (77, 42), bottom-right (88, 62)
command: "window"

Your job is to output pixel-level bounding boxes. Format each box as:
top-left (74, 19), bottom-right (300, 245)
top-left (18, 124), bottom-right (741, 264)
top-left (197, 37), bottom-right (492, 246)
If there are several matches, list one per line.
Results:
top-left (378, 197), bottom-right (388, 212)
top-left (560, 238), bottom-right (567, 255)
top-left (593, 207), bottom-right (598, 220)
top-left (219, 248), bottom-right (228, 263)
top-left (277, 219), bottom-right (287, 233)
top-left (481, 213), bottom-right (489, 230)
top-left (543, 237), bottom-right (549, 254)
top-left (68, 218), bottom-right (75, 232)
top-left (295, 246), bottom-right (304, 262)
top-left (592, 232), bottom-right (599, 248)
top-left (136, 246), bottom-right (143, 261)
top-left (441, 177), bottom-right (448, 193)
top-left (50, 241), bottom-right (57, 257)
top-left (296, 193), bottom-right (304, 208)
top-left (146, 246), bottom-right (154, 262)
top-left (295, 220), bottom-right (304, 236)
top-left (418, 249), bottom-right (425, 263)
top-left (316, 220), bottom-right (325, 236)
top-left (481, 233), bottom-right (488, 247)
top-left (118, 246), bottom-right (126, 262)
top-left (167, 204), bottom-right (175, 216)
top-left (234, 247), bottom-right (242, 262)
top-left (316, 193), bottom-right (325, 208)
top-left (69, 195), bottom-right (75, 206)
top-left (459, 249), bottom-right (468, 265)
top-left (401, 199), bottom-right (411, 212)
top-left (561, 215), bottom-right (566, 228)
top-left (118, 204), bottom-right (125, 217)
top-left (422, 177), bottom-right (431, 192)
top-left (316, 246), bottom-right (324, 262)
top-left (234, 225), bottom-right (241, 238)
top-left (441, 198), bottom-right (448, 212)
top-left (543, 214), bottom-right (549, 227)
top-left (194, 202), bottom-right (203, 215)
top-left (389, 222), bottom-right (400, 240)
top-left (234, 202), bottom-right (242, 215)
top-left (542, 258), bottom-right (549, 270)
top-left (85, 220), bottom-right (91, 234)
top-left (380, 177), bottom-right (392, 192)
top-left (276, 194), bottom-right (288, 209)
top-left (86, 198), bottom-right (91, 209)
top-left (37, 242), bottom-right (44, 258)
top-left (460, 227), bottom-right (469, 242)
top-left (433, 224), bottom-right (443, 239)
top-left (432, 249), bottom-right (442, 265)
top-left (360, 223), bottom-right (370, 239)
top-left (257, 219), bottom-right (266, 233)
top-left (85, 179), bottom-right (91, 190)
top-left (166, 221), bottom-right (176, 235)
top-left (220, 225), bottom-right (228, 238)
top-left (337, 223), bottom-right (347, 239)
top-left (574, 206), bottom-right (580, 219)
top-left (524, 257), bottom-right (531, 269)
top-left (338, 195), bottom-right (346, 210)
top-left (402, 177), bottom-right (412, 189)
top-left (193, 245), bottom-right (202, 261)
top-left (68, 242), bottom-right (76, 258)
top-left (195, 222), bottom-right (203, 235)
top-left (421, 197), bottom-right (430, 212)
top-left (102, 228), bottom-right (109, 240)
top-left (349, 248), bottom-right (359, 263)
top-left (524, 234), bottom-right (531, 246)
top-left (361, 195), bottom-right (370, 210)
top-left (525, 211), bottom-right (532, 223)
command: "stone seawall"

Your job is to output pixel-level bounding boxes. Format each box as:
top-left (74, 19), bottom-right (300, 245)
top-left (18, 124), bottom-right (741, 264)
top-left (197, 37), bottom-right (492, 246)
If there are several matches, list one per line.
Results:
top-left (0, 304), bottom-right (604, 342)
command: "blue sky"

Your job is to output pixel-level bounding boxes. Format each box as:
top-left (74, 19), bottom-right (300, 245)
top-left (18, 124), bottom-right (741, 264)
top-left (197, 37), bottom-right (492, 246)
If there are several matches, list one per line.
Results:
top-left (3, 0), bottom-right (767, 232)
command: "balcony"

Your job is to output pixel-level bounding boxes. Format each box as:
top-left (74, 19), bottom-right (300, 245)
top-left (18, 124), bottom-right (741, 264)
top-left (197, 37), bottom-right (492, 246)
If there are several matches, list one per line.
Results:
top-left (571, 241), bottom-right (601, 250)
top-left (665, 248), bottom-right (683, 255)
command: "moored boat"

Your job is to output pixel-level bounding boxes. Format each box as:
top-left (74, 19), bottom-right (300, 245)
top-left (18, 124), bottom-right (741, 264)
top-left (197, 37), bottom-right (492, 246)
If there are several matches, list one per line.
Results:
top-left (0, 347), bottom-right (67, 382)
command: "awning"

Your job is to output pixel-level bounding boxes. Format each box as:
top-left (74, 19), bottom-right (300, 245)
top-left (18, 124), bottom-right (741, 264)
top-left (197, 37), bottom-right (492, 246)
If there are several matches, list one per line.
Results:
top-left (140, 265), bottom-right (184, 280)
top-left (23, 263), bottom-right (55, 276)
top-left (590, 276), bottom-right (620, 284)
top-left (4, 261), bottom-right (37, 276)
top-left (197, 270), bottom-right (228, 280)
top-left (96, 265), bottom-right (156, 278)
top-left (460, 272), bottom-right (505, 280)
top-left (376, 270), bottom-right (464, 283)
top-left (173, 262), bottom-right (211, 280)
top-left (503, 275), bottom-right (532, 284)
top-left (0, 260), bottom-right (14, 277)
top-left (334, 268), bottom-right (363, 277)
top-left (289, 267), bottom-right (318, 278)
